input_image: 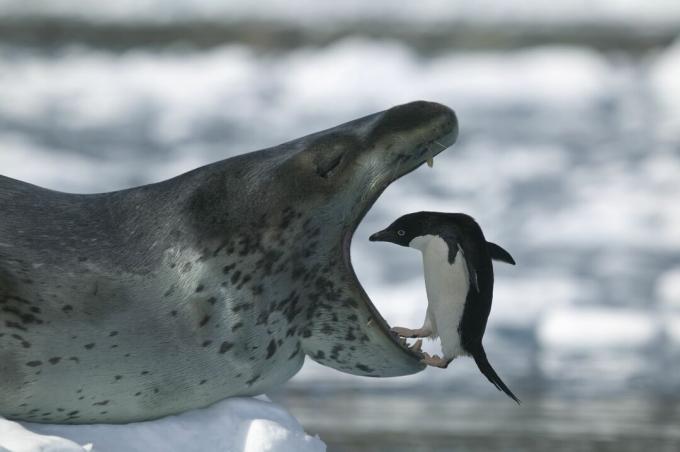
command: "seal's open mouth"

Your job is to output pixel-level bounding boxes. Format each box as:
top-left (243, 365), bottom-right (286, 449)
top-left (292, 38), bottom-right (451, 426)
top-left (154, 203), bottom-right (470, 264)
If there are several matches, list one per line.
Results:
top-left (343, 122), bottom-right (458, 366)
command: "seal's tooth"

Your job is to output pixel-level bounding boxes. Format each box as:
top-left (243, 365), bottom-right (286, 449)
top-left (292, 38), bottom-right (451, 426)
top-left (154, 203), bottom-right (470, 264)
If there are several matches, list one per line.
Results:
top-left (426, 150), bottom-right (434, 168)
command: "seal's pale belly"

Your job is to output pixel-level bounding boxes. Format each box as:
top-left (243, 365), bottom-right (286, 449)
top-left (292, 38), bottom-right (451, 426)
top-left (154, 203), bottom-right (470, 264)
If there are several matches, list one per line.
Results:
top-left (1, 250), bottom-right (306, 423)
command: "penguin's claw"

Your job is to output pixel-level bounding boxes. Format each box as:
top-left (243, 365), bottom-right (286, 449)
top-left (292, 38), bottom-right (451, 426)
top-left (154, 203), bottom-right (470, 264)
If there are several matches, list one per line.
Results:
top-left (421, 353), bottom-right (449, 368)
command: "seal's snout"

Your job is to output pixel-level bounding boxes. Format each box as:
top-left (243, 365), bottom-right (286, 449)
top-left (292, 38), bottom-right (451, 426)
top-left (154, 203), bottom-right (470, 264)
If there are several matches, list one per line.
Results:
top-left (380, 100), bottom-right (457, 134)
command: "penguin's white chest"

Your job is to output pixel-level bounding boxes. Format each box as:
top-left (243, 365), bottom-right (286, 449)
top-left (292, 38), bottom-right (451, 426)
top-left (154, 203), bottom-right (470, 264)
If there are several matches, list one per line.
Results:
top-left (409, 235), bottom-right (470, 359)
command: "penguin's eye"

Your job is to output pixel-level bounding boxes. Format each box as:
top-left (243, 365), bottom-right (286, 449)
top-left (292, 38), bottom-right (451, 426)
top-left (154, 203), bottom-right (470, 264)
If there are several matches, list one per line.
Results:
top-left (397, 230), bottom-right (406, 237)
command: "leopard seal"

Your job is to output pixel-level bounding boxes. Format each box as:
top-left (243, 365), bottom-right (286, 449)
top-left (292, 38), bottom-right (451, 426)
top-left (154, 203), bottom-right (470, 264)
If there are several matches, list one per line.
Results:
top-left (0, 100), bottom-right (458, 423)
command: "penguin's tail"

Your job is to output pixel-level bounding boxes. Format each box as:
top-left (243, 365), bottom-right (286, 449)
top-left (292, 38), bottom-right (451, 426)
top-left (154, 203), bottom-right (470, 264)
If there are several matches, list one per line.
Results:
top-left (472, 346), bottom-right (520, 404)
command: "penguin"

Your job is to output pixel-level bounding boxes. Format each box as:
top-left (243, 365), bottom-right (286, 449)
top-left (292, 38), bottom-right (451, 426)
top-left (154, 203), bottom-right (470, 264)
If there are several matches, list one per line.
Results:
top-left (369, 211), bottom-right (519, 403)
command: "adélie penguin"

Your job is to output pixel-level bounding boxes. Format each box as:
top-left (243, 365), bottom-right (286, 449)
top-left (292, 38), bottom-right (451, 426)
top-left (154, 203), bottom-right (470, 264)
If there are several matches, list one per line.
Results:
top-left (369, 211), bottom-right (519, 403)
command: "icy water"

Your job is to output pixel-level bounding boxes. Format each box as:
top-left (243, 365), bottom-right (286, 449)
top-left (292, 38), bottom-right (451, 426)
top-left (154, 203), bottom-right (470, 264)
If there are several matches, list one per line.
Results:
top-left (1, 6), bottom-right (680, 450)
top-left (276, 393), bottom-right (680, 452)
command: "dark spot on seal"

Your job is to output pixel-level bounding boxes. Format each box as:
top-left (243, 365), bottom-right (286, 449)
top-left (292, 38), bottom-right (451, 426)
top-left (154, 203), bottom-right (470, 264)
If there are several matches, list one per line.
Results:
top-left (26, 361), bottom-right (42, 367)
top-left (29, 307), bottom-right (41, 314)
top-left (48, 357), bottom-right (61, 365)
top-left (93, 400), bottom-right (109, 406)
top-left (170, 310), bottom-right (178, 317)
top-left (69, 357), bottom-right (79, 363)
top-left (115, 375), bottom-right (122, 381)
top-left (288, 343), bottom-right (301, 360)
top-left (219, 341), bottom-right (233, 354)
top-left (231, 322), bottom-right (243, 332)
top-left (202, 340), bottom-right (212, 347)
top-left (199, 379), bottom-right (207, 385)
top-left (207, 297), bottom-right (217, 305)
top-left (134, 392), bottom-right (142, 397)
top-left (141, 371), bottom-right (150, 375)
top-left (321, 324), bottom-right (334, 335)
top-left (345, 328), bottom-right (356, 341)
top-left (199, 315), bottom-right (211, 327)
top-left (109, 331), bottom-right (118, 337)
top-left (154, 388), bottom-right (159, 394)
top-left (348, 314), bottom-right (358, 322)
top-left (182, 262), bottom-right (192, 273)
top-left (314, 351), bottom-right (325, 360)
top-left (356, 363), bottom-right (374, 373)
top-left (222, 264), bottom-right (236, 274)
top-left (195, 284), bottom-right (204, 293)
top-left (330, 344), bottom-right (344, 360)
top-left (266, 340), bottom-right (277, 359)
top-left (84, 343), bottom-right (95, 350)
top-left (246, 374), bottom-right (260, 386)
top-left (62, 305), bottom-right (73, 313)
top-left (301, 329), bottom-right (312, 338)
top-left (230, 271), bottom-right (242, 285)
top-left (5, 321), bottom-right (27, 331)
top-left (68, 410), bottom-right (79, 416)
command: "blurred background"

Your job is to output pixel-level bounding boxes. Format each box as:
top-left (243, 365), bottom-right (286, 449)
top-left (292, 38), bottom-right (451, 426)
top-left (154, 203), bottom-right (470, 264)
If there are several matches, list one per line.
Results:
top-left (1, 1), bottom-right (680, 450)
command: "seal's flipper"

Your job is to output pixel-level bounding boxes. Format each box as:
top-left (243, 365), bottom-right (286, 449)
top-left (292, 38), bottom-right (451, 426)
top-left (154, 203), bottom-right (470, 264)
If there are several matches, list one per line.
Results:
top-left (487, 242), bottom-right (516, 265)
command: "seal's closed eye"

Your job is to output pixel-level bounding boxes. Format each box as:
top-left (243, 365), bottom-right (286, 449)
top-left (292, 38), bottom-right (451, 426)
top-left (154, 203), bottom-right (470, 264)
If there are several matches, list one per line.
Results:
top-left (315, 153), bottom-right (343, 178)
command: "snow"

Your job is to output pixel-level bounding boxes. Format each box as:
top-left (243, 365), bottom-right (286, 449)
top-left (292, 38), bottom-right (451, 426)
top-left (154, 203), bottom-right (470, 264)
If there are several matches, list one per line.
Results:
top-left (657, 268), bottom-right (680, 310)
top-left (0, 398), bottom-right (325, 452)
top-left (650, 37), bottom-right (680, 136)
top-left (537, 307), bottom-right (657, 350)
top-left (1, 0), bottom-right (679, 25)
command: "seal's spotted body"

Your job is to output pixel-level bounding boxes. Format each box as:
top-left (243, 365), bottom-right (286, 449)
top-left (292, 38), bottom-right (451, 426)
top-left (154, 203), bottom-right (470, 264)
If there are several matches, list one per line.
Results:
top-left (0, 101), bottom-right (458, 423)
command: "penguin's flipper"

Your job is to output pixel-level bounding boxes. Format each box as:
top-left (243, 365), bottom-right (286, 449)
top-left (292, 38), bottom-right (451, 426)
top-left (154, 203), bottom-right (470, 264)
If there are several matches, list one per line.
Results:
top-left (472, 346), bottom-right (520, 404)
top-left (442, 231), bottom-right (480, 292)
top-left (487, 242), bottom-right (516, 265)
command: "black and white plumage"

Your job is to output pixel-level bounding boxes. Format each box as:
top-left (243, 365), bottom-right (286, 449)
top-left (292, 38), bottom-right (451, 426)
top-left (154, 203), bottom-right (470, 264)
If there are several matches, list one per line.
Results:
top-left (369, 211), bottom-right (519, 403)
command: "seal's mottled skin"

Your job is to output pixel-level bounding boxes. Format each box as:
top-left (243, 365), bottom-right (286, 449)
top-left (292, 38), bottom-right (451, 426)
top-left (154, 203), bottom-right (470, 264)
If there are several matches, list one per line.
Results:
top-left (0, 101), bottom-right (458, 423)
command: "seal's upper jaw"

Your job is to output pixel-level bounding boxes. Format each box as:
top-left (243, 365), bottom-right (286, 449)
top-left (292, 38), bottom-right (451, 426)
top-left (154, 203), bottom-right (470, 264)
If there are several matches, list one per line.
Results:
top-left (360, 101), bottom-right (459, 187)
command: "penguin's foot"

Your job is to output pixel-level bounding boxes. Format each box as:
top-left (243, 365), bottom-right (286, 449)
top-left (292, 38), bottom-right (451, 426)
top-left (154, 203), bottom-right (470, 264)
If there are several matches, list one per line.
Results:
top-left (391, 326), bottom-right (431, 338)
top-left (421, 352), bottom-right (450, 368)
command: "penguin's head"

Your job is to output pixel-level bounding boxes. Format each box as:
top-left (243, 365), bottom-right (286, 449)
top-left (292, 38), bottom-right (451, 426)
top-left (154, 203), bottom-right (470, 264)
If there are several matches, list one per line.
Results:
top-left (369, 211), bottom-right (442, 247)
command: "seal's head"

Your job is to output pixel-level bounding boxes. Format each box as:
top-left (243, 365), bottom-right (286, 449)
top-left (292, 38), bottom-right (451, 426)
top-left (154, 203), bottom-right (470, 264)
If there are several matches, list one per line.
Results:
top-left (272, 100), bottom-right (458, 214)
top-left (254, 101), bottom-right (459, 376)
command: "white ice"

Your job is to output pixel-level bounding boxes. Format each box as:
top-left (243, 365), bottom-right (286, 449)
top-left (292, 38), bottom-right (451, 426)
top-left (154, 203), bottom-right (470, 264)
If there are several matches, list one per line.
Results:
top-left (0, 397), bottom-right (325, 452)
top-left (0, 0), bottom-right (679, 25)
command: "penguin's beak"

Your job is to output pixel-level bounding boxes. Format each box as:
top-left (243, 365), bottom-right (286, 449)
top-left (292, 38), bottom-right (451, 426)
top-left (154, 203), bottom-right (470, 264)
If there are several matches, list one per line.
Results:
top-left (369, 229), bottom-right (392, 242)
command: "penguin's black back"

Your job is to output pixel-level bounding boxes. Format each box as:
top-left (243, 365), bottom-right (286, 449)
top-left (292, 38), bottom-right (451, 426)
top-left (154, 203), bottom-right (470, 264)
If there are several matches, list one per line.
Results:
top-left (434, 214), bottom-right (495, 348)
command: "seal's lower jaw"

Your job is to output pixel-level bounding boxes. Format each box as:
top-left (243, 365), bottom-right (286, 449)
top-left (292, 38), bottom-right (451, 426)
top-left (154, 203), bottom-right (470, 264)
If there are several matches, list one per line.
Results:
top-left (342, 124), bottom-right (458, 368)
